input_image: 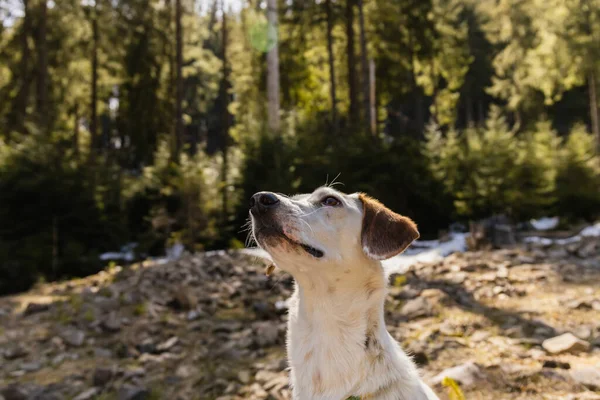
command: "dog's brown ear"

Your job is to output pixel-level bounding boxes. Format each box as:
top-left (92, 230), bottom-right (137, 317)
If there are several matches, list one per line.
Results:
top-left (359, 193), bottom-right (419, 260)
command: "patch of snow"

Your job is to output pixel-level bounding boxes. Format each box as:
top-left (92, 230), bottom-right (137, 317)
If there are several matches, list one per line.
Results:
top-left (166, 242), bottom-right (185, 260)
top-left (523, 222), bottom-right (600, 246)
top-left (523, 236), bottom-right (553, 246)
top-left (383, 233), bottom-right (467, 275)
top-left (580, 223), bottom-right (600, 237)
top-left (530, 217), bottom-right (559, 231)
top-left (99, 243), bottom-right (137, 262)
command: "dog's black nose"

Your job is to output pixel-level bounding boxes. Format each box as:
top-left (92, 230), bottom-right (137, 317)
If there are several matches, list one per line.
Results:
top-left (250, 192), bottom-right (280, 214)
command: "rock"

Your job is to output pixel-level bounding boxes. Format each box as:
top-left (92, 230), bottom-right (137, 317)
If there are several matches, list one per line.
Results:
top-left (94, 348), bottom-right (113, 358)
top-left (102, 312), bottom-right (121, 332)
top-left (156, 336), bottom-right (179, 353)
top-left (577, 240), bottom-right (598, 258)
top-left (470, 330), bottom-right (491, 343)
top-left (117, 385), bottom-right (149, 400)
top-left (20, 361), bottom-right (41, 372)
top-left (175, 365), bottom-right (196, 379)
top-left (570, 366), bottom-right (600, 390)
top-left (400, 297), bottom-right (432, 319)
top-left (93, 367), bottom-right (114, 386)
top-left (136, 339), bottom-right (156, 354)
top-left (23, 302), bottom-right (50, 316)
top-left (573, 325), bottom-right (593, 340)
top-left (542, 360), bottom-right (571, 369)
top-left (60, 329), bottom-right (86, 347)
top-left (238, 370), bottom-right (252, 384)
top-left (253, 322), bottom-right (279, 347)
top-left (0, 385), bottom-right (27, 400)
top-left (3, 344), bottom-right (28, 360)
top-left (168, 286), bottom-right (197, 310)
top-left (432, 361), bottom-right (485, 388)
top-left (542, 333), bottom-right (590, 354)
top-left (73, 388), bottom-right (99, 400)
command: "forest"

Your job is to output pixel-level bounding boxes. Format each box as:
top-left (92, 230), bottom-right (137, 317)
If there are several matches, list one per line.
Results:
top-left (1, 0), bottom-right (600, 294)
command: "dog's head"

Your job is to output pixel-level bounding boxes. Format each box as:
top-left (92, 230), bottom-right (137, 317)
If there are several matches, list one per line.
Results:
top-left (249, 187), bottom-right (419, 272)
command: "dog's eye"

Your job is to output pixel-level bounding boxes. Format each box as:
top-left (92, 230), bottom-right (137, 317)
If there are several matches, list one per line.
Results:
top-left (321, 196), bottom-right (341, 207)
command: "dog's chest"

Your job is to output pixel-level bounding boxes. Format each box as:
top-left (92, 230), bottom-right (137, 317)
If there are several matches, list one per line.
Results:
top-left (286, 300), bottom-right (375, 398)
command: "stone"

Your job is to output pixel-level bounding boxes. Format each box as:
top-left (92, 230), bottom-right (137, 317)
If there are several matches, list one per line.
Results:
top-left (577, 240), bottom-right (598, 258)
top-left (60, 329), bottom-right (86, 347)
top-left (156, 336), bottom-right (179, 353)
top-left (73, 388), bottom-right (99, 400)
top-left (542, 360), bottom-right (571, 369)
top-left (94, 348), bottom-right (113, 358)
top-left (20, 361), bottom-right (41, 372)
top-left (0, 385), bottom-right (27, 400)
top-left (168, 286), bottom-right (197, 310)
top-left (238, 370), bottom-right (252, 384)
top-left (573, 326), bottom-right (593, 340)
top-left (93, 367), bottom-right (114, 386)
top-left (253, 322), bottom-right (279, 347)
top-left (3, 344), bottom-right (28, 360)
top-left (432, 361), bottom-right (485, 388)
top-left (400, 297), bottom-right (432, 319)
top-left (102, 312), bottom-right (121, 332)
top-left (570, 366), bottom-right (600, 390)
top-left (23, 302), bottom-right (50, 316)
top-left (542, 333), bottom-right (590, 354)
top-left (470, 330), bottom-right (491, 343)
top-left (175, 365), bottom-right (196, 379)
top-left (117, 385), bottom-right (149, 400)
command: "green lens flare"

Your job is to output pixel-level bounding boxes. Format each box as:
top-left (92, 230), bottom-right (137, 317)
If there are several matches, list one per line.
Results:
top-left (249, 21), bottom-right (277, 53)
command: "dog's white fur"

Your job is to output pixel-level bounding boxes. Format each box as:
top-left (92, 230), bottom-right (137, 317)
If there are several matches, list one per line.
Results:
top-left (250, 187), bottom-right (439, 400)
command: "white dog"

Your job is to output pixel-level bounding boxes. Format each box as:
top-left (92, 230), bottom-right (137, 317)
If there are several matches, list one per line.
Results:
top-left (249, 186), bottom-right (439, 400)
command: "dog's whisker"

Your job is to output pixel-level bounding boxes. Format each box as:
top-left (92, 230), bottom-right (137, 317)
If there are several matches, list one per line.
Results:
top-left (298, 218), bottom-right (315, 236)
top-left (328, 172), bottom-right (342, 188)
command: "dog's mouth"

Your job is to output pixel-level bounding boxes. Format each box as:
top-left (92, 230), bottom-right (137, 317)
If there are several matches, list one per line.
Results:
top-left (254, 226), bottom-right (324, 258)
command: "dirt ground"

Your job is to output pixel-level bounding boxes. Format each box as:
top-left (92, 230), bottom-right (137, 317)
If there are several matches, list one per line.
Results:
top-left (1, 242), bottom-right (599, 400)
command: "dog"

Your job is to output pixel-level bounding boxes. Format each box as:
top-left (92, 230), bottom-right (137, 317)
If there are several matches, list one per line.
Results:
top-left (249, 186), bottom-right (439, 400)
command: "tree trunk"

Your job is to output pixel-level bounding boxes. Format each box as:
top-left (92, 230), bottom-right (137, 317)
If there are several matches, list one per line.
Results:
top-left (345, 0), bottom-right (358, 125)
top-left (220, 0), bottom-right (231, 223)
top-left (369, 58), bottom-right (376, 136)
top-left (589, 71), bottom-right (600, 153)
top-left (430, 59), bottom-right (438, 124)
top-left (73, 105), bottom-right (80, 160)
top-left (90, 1), bottom-right (98, 154)
top-left (174, 0), bottom-right (184, 158)
top-left (357, 0), bottom-right (370, 134)
top-left (325, 0), bottom-right (338, 135)
top-left (266, 0), bottom-right (280, 134)
top-left (11, 0), bottom-right (31, 134)
top-left (465, 93), bottom-right (473, 127)
top-left (35, 0), bottom-right (48, 131)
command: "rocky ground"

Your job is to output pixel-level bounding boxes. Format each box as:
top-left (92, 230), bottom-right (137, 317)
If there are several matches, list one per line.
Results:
top-left (1, 237), bottom-right (600, 400)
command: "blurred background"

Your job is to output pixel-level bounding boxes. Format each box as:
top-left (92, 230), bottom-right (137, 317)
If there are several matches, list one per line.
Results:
top-left (1, 1), bottom-right (600, 399)
top-left (1, 0), bottom-right (600, 293)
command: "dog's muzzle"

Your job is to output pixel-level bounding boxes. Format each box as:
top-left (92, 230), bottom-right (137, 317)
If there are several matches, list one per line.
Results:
top-left (249, 192), bottom-right (324, 258)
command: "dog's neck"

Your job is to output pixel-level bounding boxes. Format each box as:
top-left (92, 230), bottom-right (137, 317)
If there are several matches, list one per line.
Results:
top-left (291, 259), bottom-right (387, 325)
top-left (284, 258), bottom-right (415, 399)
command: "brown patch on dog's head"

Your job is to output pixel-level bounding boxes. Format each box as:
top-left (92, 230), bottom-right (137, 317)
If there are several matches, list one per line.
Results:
top-left (358, 193), bottom-right (419, 260)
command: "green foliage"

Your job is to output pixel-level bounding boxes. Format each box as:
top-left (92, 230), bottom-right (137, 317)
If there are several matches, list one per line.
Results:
top-left (0, 133), bottom-right (121, 294)
top-left (555, 123), bottom-right (600, 221)
top-left (122, 138), bottom-right (223, 255)
top-left (1, 0), bottom-right (600, 295)
top-left (425, 108), bottom-right (600, 221)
